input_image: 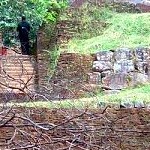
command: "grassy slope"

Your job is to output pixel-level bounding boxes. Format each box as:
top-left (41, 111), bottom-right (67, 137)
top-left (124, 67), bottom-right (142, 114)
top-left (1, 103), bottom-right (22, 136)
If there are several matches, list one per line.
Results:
top-left (48, 7), bottom-right (150, 107)
top-left (66, 12), bottom-right (150, 54)
top-left (8, 84), bottom-right (150, 109)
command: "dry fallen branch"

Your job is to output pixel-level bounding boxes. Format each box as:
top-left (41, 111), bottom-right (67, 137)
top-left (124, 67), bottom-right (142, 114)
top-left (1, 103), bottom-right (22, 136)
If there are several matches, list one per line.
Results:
top-left (0, 107), bottom-right (149, 150)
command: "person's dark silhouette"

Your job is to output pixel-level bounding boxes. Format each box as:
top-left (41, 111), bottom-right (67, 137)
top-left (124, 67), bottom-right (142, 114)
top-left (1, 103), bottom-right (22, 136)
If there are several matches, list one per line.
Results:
top-left (17, 16), bottom-right (30, 55)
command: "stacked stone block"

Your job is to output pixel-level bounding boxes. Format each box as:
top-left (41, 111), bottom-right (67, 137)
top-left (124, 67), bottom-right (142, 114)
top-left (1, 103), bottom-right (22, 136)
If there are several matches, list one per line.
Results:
top-left (90, 47), bottom-right (150, 91)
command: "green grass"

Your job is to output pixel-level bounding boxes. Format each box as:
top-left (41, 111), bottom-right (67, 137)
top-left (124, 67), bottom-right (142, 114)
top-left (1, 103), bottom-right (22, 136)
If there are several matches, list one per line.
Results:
top-left (100, 84), bottom-right (150, 104)
top-left (6, 84), bottom-right (150, 109)
top-left (64, 12), bottom-right (150, 54)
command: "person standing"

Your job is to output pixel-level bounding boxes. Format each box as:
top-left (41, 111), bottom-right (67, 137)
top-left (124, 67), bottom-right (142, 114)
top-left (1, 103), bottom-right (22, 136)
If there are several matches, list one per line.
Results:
top-left (17, 16), bottom-right (30, 55)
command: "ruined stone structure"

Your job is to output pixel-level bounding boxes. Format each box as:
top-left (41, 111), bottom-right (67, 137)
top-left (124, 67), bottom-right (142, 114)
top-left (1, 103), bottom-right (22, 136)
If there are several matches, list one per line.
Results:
top-left (47, 47), bottom-right (150, 99)
top-left (90, 47), bottom-right (150, 91)
top-left (70, 0), bottom-right (150, 11)
top-left (1, 30), bottom-right (149, 100)
top-left (0, 0), bottom-right (150, 100)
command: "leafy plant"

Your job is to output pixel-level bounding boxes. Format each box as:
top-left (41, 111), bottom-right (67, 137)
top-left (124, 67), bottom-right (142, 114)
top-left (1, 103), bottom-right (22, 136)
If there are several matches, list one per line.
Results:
top-left (0, 0), bottom-right (68, 46)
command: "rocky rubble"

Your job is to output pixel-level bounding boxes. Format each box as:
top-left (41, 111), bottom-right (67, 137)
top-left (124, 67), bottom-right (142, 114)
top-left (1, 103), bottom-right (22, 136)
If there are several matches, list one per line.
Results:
top-left (89, 47), bottom-right (150, 91)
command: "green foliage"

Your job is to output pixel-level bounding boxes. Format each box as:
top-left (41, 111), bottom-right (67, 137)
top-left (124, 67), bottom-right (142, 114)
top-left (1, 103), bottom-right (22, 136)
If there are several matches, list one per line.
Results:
top-left (45, 46), bottom-right (60, 77)
top-left (49, 48), bottom-right (60, 76)
top-left (61, 3), bottom-right (114, 40)
top-left (65, 11), bottom-right (150, 54)
top-left (58, 2), bottom-right (150, 54)
top-left (40, 23), bottom-right (61, 76)
top-left (0, 0), bottom-right (68, 45)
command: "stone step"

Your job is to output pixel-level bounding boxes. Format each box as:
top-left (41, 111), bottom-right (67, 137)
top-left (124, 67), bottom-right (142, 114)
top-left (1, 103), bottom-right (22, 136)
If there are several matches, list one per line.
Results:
top-left (1, 72), bottom-right (35, 76)
top-left (2, 66), bottom-right (35, 69)
top-left (1, 67), bottom-right (35, 71)
top-left (1, 62), bottom-right (35, 66)
top-left (4, 53), bottom-right (35, 57)
top-left (2, 61), bottom-right (35, 65)
top-left (2, 56), bottom-right (36, 59)
top-left (0, 83), bottom-right (34, 89)
top-left (0, 69), bottom-right (35, 73)
top-left (2, 66), bottom-right (34, 70)
top-left (2, 72), bottom-right (35, 75)
top-left (0, 75), bottom-right (35, 79)
top-left (2, 73), bottom-right (35, 77)
top-left (0, 48), bottom-right (37, 93)
top-left (0, 81), bottom-right (34, 87)
top-left (1, 59), bottom-right (36, 64)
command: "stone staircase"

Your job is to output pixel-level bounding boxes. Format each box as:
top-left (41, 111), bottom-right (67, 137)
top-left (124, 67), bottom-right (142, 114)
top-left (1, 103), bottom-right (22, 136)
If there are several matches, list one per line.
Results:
top-left (0, 49), bottom-right (37, 100)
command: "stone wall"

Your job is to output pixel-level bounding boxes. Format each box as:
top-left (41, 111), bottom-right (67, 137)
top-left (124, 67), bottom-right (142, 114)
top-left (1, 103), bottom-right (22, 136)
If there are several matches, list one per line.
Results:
top-left (90, 47), bottom-right (150, 91)
top-left (49, 53), bottom-right (94, 99)
top-left (71, 0), bottom-right (150, 12)
top-left (50, 47), bottom-right (150, 99)
top-left (57, 18), bottom-right (80, 49)
top-left (0, 107), bottom-right (150, 149)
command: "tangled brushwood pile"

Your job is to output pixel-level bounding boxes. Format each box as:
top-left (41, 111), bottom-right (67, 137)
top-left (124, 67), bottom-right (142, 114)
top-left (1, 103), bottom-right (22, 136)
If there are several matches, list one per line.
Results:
top-left (0, 107), bottom-right (150, 149)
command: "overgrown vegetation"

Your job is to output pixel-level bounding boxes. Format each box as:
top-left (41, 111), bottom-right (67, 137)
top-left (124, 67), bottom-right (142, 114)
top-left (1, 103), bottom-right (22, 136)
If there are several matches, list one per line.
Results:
top-left (0, 0), bottom-right (68, 46)
top-left (0, 0), bottom-right (67, 75)
top-left (59, 2), bottom-right (150, 54)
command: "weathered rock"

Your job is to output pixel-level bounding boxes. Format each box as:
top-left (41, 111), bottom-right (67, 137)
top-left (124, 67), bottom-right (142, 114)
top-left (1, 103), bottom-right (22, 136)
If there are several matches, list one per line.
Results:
top-left (102, 73), bottom-right (129, 90)
top-left (120, 101), bottom-right (134, 108)
top-left (134, 47), bottom-right (149, 62)
top-left (101, 70), bottom-right (112, 78)
top-left (87, 72), bottom-right (101, 84)
top-left (95, 51), bottom-right (114, 61)
top-left (129, 72), bottom-right (149, 85)
top-left (102, 72), bottom-right (148, 90)
top-left (93, 61), bottom-right (113, 72)
top-left (134, 101), bottom-right (145, 108)
top-left (134, 61), bottom-right (148, 73)
top-left (103, 89), bottom-right (120, 94)
top-left (114, 60), bottom-right (135, 73)
top-left (114, 48), bottom-right (133, 61)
